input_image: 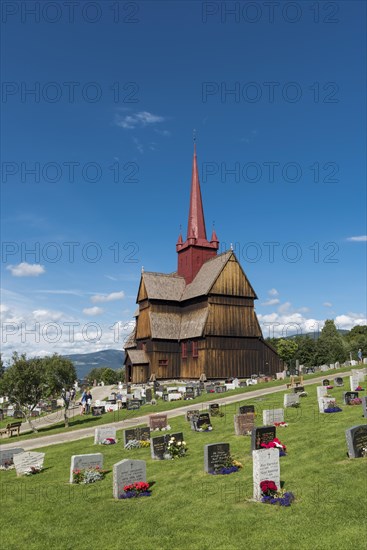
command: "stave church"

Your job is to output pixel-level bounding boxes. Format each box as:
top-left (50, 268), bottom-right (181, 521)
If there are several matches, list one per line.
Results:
top-left (124, 144), bottom-right (281, 383)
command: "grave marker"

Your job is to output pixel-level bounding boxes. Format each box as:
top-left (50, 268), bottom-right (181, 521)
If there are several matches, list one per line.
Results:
top-left (150, 432), bottom-right (184, 460)
top-left (127, 399), bottom-right (141, 411)
top-left (186, 409), bottom-right (200, 422)
top-left (149, 414), bottom-right (168, 430)
top-left (91, 405), bottom-right (105, 416)
top-left (252, 448), bottom-right (280, 500)
top-left (262, 408), bottom-right (284, 425)
top-left (14, 451), bottom-right (45, 477)
top-left (350, 374), bottom-right (360, 391)
top-left (345, 425), bottom-right (367, 458)
top-left (204, 443), bottom-right (230, 474)
top-left (0, 447), bottom-right (24, 468)
top-left (234, 413), bottom-right (255, 435)
top-left (316, 386), bottom-right (328, 399)
top-left (113, 459), bottom-right (146, 499)
top-left (70, 453), bottom-right (103, 483)
top-left (123, 427), bottom-right (151, 445)
top-left (209, 403), bottom-right (220, 416)
top-left (239, 405), bottom-right (255, 415)
top-left (284, 393), bottom-right (300, 408)
top-left (94, 426), bottom-right (117, 444)
top-left (334, 377), bottom-right (343, 387)
top-left (251, 426), bottom-right (276, 450)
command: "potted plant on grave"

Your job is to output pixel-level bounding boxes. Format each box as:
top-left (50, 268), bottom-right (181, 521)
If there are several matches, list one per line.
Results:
top-left (260, 438), bottom-right (287, 456)
top-left (260, 480), bottom-right (295, 506)
top-left (119, 481), bottom-right (153, 499)
top-left (166, 437), bottom-right (188, 459)
top-left (211, 453), bottom-right (243, 475)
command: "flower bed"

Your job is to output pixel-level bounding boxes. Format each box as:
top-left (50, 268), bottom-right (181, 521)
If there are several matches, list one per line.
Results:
top-left (72, 466), bottom-right (106, 484)
top-left (124, 439), bottom-right (151, 450)
top-left (261, 438), bottom-right (287, 456)
top-left (260, 480), bottom-right (295, 506)
top-left (101, 438), bottom-right (117, 445)
top-left (210, 455), bottom-right (243, 475)
top-left (348, 398), bottom-right (362, 405)
top-left (166, 437), bottom-right (188, 459)
top-left (119, 481), bottom-right (152, 499)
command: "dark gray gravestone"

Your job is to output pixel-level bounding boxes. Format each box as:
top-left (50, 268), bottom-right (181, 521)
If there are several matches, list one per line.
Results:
top-left (127, 399), bottom-right (141, 410)
top-left (322, 379), bottom-right (330, 386)
top-left (145, 389), bottom-right (153, 402)
top-left (113, 459), bottom-right (146, 499)
top-left (343, 391), bottom-right (359, 405)
top-left (204, 443), bottom-right (230, 474)
top-left (185, 387), bottom-right (195, 399)
top-left (209, 403), bottom-right (220, 416)
top-left (124, 427), bottom-right (151, 445)
top-left (151, 432), bottom-right (184, 460)
top-left (206, 384), bottom-right (215, 393)
top-left (0, 447), bottom-right (24, 467)
top-left (215, 386), bottom-right (226, 394)
top-left (92, 406), bottom-right (105, 416)
top-left (345, 425), bottom-right (367, 458)
top-left (239, 405), bottom-right (255, 415)
top-left (251, 426), bottom-right (276, 451)
top-left (362, 396), bottom-right (367, 418)
top-left (293, 386), bottom-right (305, 394)
top-left (194, 413), bottom-right (212, 431)
top-left (334, 377), bottom-right (344, 387)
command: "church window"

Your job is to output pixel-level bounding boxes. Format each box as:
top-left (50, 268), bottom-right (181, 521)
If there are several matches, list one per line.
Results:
top-left (181, 342), bottom-right (187, 358)
top-left (192, 341), bottom-right (198, 358)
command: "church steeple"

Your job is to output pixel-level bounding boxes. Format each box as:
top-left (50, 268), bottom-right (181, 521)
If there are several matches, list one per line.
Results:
top-left (177, 143), bottom-right (219, 284)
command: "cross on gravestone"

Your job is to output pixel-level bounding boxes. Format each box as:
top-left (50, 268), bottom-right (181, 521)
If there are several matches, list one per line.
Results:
top-left (204, 443), bottom-right (230, 474)
top-left (239, 405), bottom-right (255, 415)
top-left (149, 414), bottom-right (168, 430)
top-left (262, 409), bottom-right (284, 425)
top-left (345, 425), bottom-right (367, 458)
top-left (150, 432), bottom-right (184, 460)
top-left (123, 427), bottom-right (151, 445)
top-left (234, 413), bottom-right (255, 436)
top-left (252, 448), bottom-right (280, 501)
top-left (94, 426), bottom-right (117, 444)
top-left (69, 453), bottom-right (103, 483)
top-left (113, 459), bottom-right (146, 499)
top-left (13, 452), bottom-right (45, 477)
top-left (251, 426), bottom-right (276, 451)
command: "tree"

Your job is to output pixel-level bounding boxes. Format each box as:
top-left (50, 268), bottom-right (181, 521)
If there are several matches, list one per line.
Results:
top-left (0, 353), bottom-right (46, 432)
top-left (43, 354), bottom-right (76, 427)
top-left (86, 367), bottom-right (106, 385)
top-left (315, 319), bottom-right (347, 365)
top-left (343, 325), bottom-right (367, 360)
top-left (0, 355), bottom-right (4, 378)
top-left (101, 368), bottom-right (119, 385)
top-left (276, 339), bottom-right (298, 366)
top-left (293, 335), bottom-right (317, 367)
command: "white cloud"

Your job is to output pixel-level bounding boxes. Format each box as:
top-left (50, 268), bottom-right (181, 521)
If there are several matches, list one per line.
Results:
top-left (261, 298), bottom-right (280, 306)
top-left (133, 137), bottom-right (144, 154)
top-left (346, 235), bottom-right (367, 242)
top-left (323, 302), bottom-right (333, 307)
top-left (91, 291), bottom-right (125, 303)
top-left (0, 304), bottom-right (10, 314)
top-left (115, 111), bottom-right (165, 130)
top-left (83, 307), bottom-right (104, 316)
top-left (268, 288), bottom-right (279, 296)
top-left (6, 262), bottom-right (45, 277)
top-left (33, 309), bottom-right (63, 322)
top-left (278, 302), bottom-right (292, 314)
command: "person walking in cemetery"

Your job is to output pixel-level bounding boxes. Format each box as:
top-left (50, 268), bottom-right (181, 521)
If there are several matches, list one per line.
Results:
top-left (80, 389), bottom-right (87, 415)
top-left (86, 390), bottom-right (93, 414)
top-left (358, 348), bottom-right (363, 363)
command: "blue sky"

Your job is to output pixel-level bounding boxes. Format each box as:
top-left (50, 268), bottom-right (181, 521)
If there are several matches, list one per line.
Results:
top-left (1, 0), bottom-right (366, 360)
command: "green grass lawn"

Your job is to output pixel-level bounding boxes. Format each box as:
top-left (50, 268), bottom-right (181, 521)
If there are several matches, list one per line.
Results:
top-left (1, 381), bottom-right (366, 550)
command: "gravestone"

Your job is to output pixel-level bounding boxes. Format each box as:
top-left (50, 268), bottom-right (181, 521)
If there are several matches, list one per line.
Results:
top-left (91, 405), bottom-right (105, 416)
top-left (193, 413), bottom-right (212, 431)
top-left (149, 414), bottom-right (168, 430)
top-left (127, 399), bottom-right (141, 411)
top-left (186, 409), bottom-right (200, 422)
top-left (239, 405), bottom-right (255, 415)
top-left (204, 443), bottom-right (230, 474)
top-left (252, 447), bottom-right (280, 500)
top-left (345, 425), bottom-right (367, 458)
top-left (215, 386), bottom-right (226, 394)
top-left (0, 447), bottom-right (24, 467)
top-left (322, 379), bottom-right (330, 386)
top-left (151, 432), bottom-right (184, 460)
top-left (185, 387), bottom-right (195, 399)
top-left (251, 426), bottom-right (276, 450)
top-left (284, 393), bottom-right (300, 408)
top-left (123, 427), bottom-right (151, 445)
top-left (350, 374), bottom-right (360, 391)
top-left (316, 386), bottom-right (328, 399)
top-left (318, 397), bottom-right (336, 413)
top-left (234, 413), bottom-right (255, 436)
top-left (362, 396), bottom-right (367, 418)
top-left (343, 391), bottom-right (359, 405)
top-left (94, 426), bottom-right (117, 444)
top-left (335, 361), bottom-right (340, 369)
top-left (334, 377), bottom-right (343, 387)
top-left (145, 388), bottom-right (153, 402)
top-left (70, 453), bottom-right (103, 483)
top-left (113, 459), bottom-right (146, 499)
top-left (206, 384), bottom-right (215, 393)
top-left (13, 451), bottom-right (45, 477)
top-left (262, 408), bottom-right (284, 425)
top-left (293, 386), bottom-right (305, 394)
top-left (209, 403), bottom-right (220, 416)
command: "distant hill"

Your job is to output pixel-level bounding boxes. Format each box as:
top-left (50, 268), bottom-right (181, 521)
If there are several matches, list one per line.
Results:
top-left (63, 349), bottom-right (125, 379)
top-left (284, 330), bottom-right (349, 340)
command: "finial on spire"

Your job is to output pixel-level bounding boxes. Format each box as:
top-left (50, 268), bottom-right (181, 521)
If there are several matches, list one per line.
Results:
top-left (141, 266), bottom-right (144, 273)
top-left (230, 243), bottom-right (233, 251)
top-left (193, 128), bottom-right (197, 143)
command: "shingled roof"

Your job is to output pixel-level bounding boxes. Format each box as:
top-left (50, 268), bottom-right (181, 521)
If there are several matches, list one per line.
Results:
top-left (126, 350), bottom-right (150, 364)
top-left (141, 272), bottom-right (186, 301)
top-left (181, 251), bottom-right (232, 301)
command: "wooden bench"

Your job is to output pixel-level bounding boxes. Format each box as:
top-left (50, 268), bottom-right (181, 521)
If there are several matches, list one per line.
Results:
top-left (0, 422), bottom-right (22, 438)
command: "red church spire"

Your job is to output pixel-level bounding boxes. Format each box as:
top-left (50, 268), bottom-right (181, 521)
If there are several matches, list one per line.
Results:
top-left (177, 142), bottom-right (219, 284)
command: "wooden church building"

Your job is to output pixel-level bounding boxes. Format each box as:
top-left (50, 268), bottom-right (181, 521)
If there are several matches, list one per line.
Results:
top-left (124, 145), bottom-right (281, 383)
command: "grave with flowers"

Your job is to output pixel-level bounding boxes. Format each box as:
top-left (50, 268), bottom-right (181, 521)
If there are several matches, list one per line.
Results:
top-left (191, 412), bottom-right (213, 432)
top-left (234, 413), bottom-right (255, 436)
top-left (113, 458), bottom-right (149, 499)
top-left (150, 432), bottom-right (185, 460)
top-left (204, 443), bottom-right (242, 475)
top-left (94, 426), bottom-right (117, 445)
top-left (345, 425), bottom-right (367, 458)
top-left (70, 453), bottom-right (103, 483)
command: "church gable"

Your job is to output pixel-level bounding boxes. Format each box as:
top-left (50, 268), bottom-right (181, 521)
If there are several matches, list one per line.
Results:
top-left (210, 253), bottom-right (257, 299)
top-left (137, 278), bottom-right (148, 301)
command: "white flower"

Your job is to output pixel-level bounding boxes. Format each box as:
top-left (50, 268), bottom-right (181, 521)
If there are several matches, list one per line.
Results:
top-left (182, 441), bottom-right (186, 445)
top-left (177, 441), bottom-right (182, 446)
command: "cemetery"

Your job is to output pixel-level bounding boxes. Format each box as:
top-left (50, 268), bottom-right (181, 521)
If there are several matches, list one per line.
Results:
top-left (0, 377), bottom-right (365, 549)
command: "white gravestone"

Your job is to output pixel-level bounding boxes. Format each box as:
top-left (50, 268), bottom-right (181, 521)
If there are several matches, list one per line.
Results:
top-left (317, 386), bottom-right (328, 399)
top-left (13, 451), bottom-right (45, 476)
top-left (253, 448), bottom-right (280, 501)
top-left (94, 426), bottom-right (117, 444)
top-left (318, 397), bottom-right (335, 413)
top-left (350, 374), bottom-right (360, 391)
top-left (70, 453), bottom-right (103, 483)
top-left (263, 409), bottom-right (284, 425)
top-left (113, 459), bottom-right (147, 499)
